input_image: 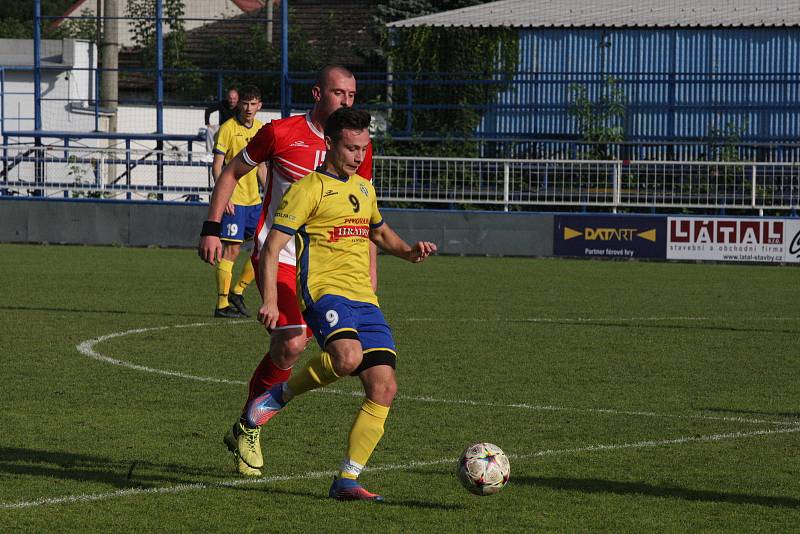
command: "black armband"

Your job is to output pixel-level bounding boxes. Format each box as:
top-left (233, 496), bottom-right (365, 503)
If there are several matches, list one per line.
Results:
top-left (201, 220), bottom-right (221, 237)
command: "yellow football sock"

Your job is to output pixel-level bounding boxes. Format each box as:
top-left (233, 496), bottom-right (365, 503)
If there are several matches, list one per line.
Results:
top-left (338, 399), bottom-right (390, 480)
top-left (232, 259), bottom-right (255, 296)
top-left (285, 352), bottom-right (340, 400)
top-left (216, 258), bottom-right (234, 309)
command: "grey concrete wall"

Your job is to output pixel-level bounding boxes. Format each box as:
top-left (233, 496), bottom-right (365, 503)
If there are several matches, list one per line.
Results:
top-left (0, 198), bottom-right (554, 256)
top-left (0, 198), bottom-right (207, 248)
top-left (382, 209), bottom-right (553, 257)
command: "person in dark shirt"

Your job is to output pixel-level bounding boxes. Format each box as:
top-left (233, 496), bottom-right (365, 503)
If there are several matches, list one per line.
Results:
top-left (204, 87), bottom-right (240, 161)
top-left (205, 87), bottom-right (240, 127)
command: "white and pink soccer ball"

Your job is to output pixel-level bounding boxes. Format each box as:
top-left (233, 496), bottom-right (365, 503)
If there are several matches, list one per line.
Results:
top-left (456, 442), bottom-right (510, 496)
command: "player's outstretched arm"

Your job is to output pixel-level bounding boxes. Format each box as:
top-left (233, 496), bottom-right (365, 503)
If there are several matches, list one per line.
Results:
top-left (370, 223), bottom-right (437, 263)
top-left (197, 151), bottom-right (255, 265)
top-left (257, 229), bottom-right (293, 331)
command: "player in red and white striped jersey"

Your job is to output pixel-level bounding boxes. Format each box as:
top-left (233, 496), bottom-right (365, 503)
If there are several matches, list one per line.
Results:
top-left (244, 109), bottom-right (373, 270)
top-left (198, 65), bottom-right (374, 476)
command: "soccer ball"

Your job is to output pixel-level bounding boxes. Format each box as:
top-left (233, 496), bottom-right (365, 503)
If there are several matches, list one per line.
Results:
top-left (456, 442), bottom-right (510, 495)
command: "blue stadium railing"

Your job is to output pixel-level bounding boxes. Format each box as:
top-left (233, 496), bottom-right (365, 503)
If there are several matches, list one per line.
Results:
top-left (0, 131), bottom-right (206, 200)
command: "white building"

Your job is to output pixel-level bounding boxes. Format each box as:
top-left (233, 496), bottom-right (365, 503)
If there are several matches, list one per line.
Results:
top-left (0, 37), bottom-right (281, 199)
top-left (0, 38), bottom-right (99, 134)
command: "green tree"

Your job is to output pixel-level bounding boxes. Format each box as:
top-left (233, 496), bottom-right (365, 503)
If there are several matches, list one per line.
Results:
top-left (48, 8), bottom-right (96, 40)
top-left (568, 76), bottom-right (627, 160)
top-left (707, 118), bottom-right (748, 162)
top-left (126, 0), bottom-right (203, 99)
top-left (209, 5), bottom-right (387, 106)
top-left (0, 18), bottom-right (32, 39)
top-left (0, 1), bottom-right (95, 39)
top-left (704, 118), bottom-right (749, 205)
top-left (209, 7), bottom-right (326, 106)
top-left (374, 1), bottom-right (518, 156)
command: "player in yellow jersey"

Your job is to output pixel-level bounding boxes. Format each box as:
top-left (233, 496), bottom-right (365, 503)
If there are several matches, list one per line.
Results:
top-left (211, 85), bottom-right (266, 318)
top-left (247, 107), bottom-right (437, 501)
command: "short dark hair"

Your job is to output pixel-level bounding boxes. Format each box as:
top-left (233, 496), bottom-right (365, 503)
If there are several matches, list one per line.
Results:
top-left (315, 64), bottom-right (354, 89)
top-left (324, 107), bottom-right (371, 143)
top-left (238, 85), bottom-right (261, 101)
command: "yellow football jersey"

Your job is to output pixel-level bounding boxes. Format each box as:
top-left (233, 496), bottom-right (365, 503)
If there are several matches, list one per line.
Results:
top-left (272, 169), bottom-right (383, 310)
top-left (214, 116), bottom-right (263, 206)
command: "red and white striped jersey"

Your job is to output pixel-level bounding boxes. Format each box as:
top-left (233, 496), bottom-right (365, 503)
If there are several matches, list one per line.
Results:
top-left (243, 112), bottom-right (373, 265)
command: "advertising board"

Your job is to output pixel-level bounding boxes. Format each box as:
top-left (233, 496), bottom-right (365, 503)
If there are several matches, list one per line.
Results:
top-left (667, 217), bottom-right (800, 263)
top-left (554, 215), bottom-right (666, 259)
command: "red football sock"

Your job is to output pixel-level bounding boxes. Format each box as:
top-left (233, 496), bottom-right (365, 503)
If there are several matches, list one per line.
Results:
top-left (245, 353), bottom-right (292, 407)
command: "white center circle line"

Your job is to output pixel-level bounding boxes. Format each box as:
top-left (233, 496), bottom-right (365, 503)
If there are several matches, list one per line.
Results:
top-left (75, 320), bottom-right (799, 426)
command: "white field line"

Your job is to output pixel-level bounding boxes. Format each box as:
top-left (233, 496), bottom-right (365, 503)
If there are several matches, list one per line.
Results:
top-left (3, 425), bottom-right (799, 510)
top-left (76, 323), bottom-right (248, 385)
top-left (75, 322), bottom-right (800, 427)
top-left (402, 316), bottom-right (800, 323)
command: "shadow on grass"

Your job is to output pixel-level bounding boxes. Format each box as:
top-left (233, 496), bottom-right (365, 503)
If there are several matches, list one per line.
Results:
top-left (702, 407), bottom-right (800, 420)
top-left (0, 305), bottom-right (212, 319)
top-left (234, 485), bottom-right (464, 510)
top-left (511, 319), bottom-right (800, 336)
top-left (2, 447), bottom-right (464, 510)
top-left (515, 476), bottom-right (800, 509)
top-left (0, 447), bottom-right (226, 490)
top-left (378, 498), bottom-right (463, 510)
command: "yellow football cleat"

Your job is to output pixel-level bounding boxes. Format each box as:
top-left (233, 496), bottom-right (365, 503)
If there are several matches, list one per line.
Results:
top-left (224, 421), bottom-right (264, 470)
top-left (234, 455), bottom-right (262, 477)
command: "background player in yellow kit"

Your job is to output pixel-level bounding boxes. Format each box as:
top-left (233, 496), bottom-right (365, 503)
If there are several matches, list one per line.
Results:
top-left (247, 107), bottom-right (437, 501)
top-left (211, 85), bottom-right (266, 318)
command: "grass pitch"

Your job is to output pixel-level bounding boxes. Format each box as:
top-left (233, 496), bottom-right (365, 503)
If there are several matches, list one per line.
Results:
top-left (1, 243), bottom-right (798, 532)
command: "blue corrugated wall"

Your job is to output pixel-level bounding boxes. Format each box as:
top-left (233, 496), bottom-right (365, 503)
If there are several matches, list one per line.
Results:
top-left (480, 28), bottom-right (800, 147)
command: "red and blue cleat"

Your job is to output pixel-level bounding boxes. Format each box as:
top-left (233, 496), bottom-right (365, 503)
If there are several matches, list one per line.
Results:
top-left (328, 477), bottom-right (384, 502)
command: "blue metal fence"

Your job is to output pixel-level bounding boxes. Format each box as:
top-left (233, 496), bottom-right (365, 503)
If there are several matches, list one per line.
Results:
top-left (480, 28), bottom-right (800, 153)
top-left (4, 2), bottom-right (800, 176)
